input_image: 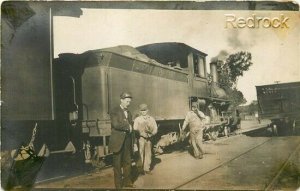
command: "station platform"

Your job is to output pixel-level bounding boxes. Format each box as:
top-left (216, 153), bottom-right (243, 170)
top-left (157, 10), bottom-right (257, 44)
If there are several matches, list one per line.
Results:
top-left (239, 119), bottom-right (271, 133)
top-left (34, 133), bottom-right (300, 190)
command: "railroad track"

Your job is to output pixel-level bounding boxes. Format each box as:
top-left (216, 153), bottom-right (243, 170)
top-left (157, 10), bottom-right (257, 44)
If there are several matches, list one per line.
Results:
top-left (35, 130), bottom-right (242, 184)
top-left (173, 137), bottom-right (273, 190)
top-left (264, 141), bottom-right (300, 191)
top-left (173, 137), bottom-right (300, 190)
top-left (35, 162), bottom-right (113, 185)
top-left (34, 133), bottom-right (300, 190)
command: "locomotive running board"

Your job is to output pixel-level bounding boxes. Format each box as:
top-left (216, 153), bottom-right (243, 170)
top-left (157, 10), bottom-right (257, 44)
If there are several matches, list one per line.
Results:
top-left (38, 141), bottom-right (76, 157)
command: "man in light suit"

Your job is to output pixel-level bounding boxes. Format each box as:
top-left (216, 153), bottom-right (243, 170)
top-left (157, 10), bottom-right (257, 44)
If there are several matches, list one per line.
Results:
top-left (108, 92), bottom-right (135, 189)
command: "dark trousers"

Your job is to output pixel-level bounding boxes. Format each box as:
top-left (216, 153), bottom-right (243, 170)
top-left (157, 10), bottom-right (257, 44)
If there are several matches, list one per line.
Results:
top-left (113, 134), bottom-right (132, 188)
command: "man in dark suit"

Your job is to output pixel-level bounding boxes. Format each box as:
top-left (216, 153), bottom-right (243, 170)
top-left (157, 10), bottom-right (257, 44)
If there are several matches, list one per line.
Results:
top-left (108, 92), bottom-right (135, 189)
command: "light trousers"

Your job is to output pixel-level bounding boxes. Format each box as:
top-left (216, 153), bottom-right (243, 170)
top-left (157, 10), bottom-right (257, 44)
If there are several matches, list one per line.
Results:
top-left (190, 128), bottom-right (204, 158)
top-left (139, 137), bottom-right (152, 171)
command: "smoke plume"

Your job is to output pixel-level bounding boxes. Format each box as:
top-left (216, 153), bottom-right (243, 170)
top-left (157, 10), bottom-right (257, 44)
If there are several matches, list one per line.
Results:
top-left (211, 50), bottom-right (229, 62)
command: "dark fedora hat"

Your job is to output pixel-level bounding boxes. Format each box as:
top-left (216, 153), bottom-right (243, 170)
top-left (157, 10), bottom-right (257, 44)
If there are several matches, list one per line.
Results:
top-left (120, 92), bottom-right (133, 99)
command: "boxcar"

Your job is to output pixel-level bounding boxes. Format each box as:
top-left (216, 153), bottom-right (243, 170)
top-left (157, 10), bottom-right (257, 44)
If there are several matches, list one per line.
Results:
top-left (256, 82), bottom-right (300, 135)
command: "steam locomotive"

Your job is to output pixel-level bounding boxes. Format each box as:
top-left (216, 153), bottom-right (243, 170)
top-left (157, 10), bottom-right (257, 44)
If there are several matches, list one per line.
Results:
top-left (1, 2), bottom-right (230, 174)
top-left (2, 42), bottom-right (230, 166)
top-left (52, 43), bottom-right (230, 164)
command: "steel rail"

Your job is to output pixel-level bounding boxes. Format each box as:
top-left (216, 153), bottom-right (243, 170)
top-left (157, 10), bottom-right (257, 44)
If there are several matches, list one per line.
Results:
top-left (264, 141), bottom-right (300, 191)
top-left (35, 163), bottom-right (113, 185)
top-left (35, 126), bottom-right (270, 187)
top-left (173, 137), bottom-right (273, 190)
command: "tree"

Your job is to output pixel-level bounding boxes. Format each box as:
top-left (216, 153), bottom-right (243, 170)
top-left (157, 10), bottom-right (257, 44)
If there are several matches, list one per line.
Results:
top-left (214, 51), bottom-right (253, 108)
top-left (247, 100), bottom-right (258, 115)
top-left (226, 88), bottom-right (247, 107)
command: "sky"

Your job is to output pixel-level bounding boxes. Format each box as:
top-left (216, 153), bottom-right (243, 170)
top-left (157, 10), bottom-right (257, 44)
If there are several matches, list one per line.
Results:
top-left (54, 9), bottom-right (299, 104)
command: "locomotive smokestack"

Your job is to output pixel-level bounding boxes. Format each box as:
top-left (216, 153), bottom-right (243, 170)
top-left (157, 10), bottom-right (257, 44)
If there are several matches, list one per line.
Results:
top-left (210, 62), bottom-right (218, 83)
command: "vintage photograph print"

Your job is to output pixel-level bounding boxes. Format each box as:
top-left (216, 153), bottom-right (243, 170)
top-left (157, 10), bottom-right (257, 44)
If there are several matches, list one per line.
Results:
top-left (1, 1), bottom-right (300, 190)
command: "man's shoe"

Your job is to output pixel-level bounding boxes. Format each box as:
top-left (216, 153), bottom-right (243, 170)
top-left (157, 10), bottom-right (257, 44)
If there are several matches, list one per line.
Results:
top-left (123, 183), bottom-right (136, 188)
top-left (195, 155), bottom-right (203, 159)
top-left (144, 171), bottom-right (152, 175)
top-left (138, 168), bottom-right (145, 175)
